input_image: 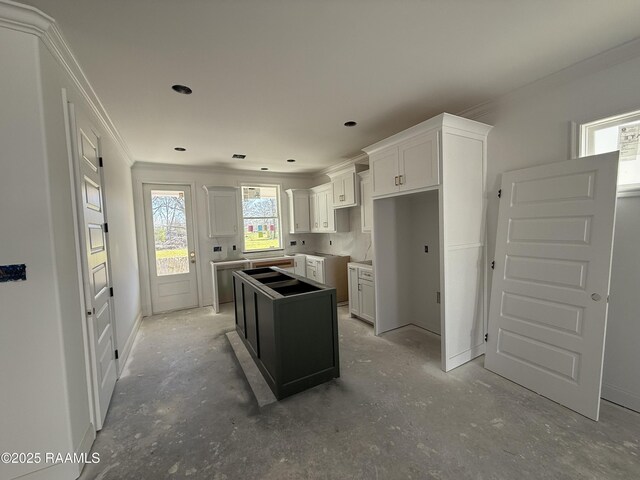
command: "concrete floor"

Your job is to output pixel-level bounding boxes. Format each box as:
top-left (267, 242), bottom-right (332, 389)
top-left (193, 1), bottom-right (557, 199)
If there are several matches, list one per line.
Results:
top-left (80, 305), bottom-right (640, 480)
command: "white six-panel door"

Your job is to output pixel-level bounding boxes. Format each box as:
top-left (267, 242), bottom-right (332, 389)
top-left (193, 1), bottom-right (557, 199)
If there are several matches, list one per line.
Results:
top-left (69, 103), bottom-right (118, 430)
top-left (486, 152), bottom-right (619, 420)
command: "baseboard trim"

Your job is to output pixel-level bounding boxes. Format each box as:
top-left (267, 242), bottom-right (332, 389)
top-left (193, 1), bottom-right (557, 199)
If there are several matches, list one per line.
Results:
top-left (602, 383), bottom-right (640, 413)
top-left (445, 343), bottom-right (485, 372)
top-left (117, 311), bottom-right (142, 376)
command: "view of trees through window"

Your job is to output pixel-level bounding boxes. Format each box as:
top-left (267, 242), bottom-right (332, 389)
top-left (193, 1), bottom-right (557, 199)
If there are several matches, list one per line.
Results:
top-left (151, 190), bottom-right (189, 276)
top-left (241, 185), bottom-right (282, 252)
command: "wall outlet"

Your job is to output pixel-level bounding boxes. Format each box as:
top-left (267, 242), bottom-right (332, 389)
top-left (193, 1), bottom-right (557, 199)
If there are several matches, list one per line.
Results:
top-left (213, 246), bottom-right (222, 252)
top-left (290, 241), bottom-right (297, 246)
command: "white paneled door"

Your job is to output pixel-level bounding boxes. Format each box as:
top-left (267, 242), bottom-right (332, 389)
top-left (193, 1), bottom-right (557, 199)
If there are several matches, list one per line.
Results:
top-left (486, 152), bottom-right (619, 420)
top-left (69, 103), bottom-right (117, 430)
top-left (144, 184), bottom-right (198, 313)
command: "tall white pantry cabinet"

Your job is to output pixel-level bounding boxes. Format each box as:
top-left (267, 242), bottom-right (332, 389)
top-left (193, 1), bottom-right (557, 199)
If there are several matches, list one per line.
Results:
top-left (364, 113), bottom-right (492, 372)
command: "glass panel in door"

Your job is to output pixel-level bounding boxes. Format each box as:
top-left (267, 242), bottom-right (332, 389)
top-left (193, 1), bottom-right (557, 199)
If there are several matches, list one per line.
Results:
top-left (151, 189), bottom-right (190, 276)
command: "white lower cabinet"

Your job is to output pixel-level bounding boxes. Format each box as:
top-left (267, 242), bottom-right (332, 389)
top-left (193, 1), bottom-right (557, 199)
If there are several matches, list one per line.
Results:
top-left (348, 263), bottom-right (375, 324)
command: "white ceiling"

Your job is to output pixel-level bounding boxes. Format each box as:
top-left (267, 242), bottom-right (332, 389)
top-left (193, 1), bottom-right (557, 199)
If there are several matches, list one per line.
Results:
top-left (23, 0), bottom-right (640, 173)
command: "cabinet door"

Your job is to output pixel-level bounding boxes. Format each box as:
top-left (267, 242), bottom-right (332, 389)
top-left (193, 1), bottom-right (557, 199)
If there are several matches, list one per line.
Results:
top-left (360, 175), bottom-right (373, 233)
top-left (293, 193), bottom-right (310, 232)
top-left (342, 172), bottom-right (356, 206)
top-left (348, 266), bottom-right (360, 314)
top-left (332, 176), bottom-right (345, 206)
top-left (316, 260), bottom-right (325, 284)
top-left (370, 147), bottom-right (399, 197)
top-left (317, 189), bottom-right (329, 230)
top-left (398, 130), bottom-right (439, 192)
top-left (309, 193), bottom-right (318, 231)
top-left (208, 188), bottom-right (238, 236)
top-left (359, 279), bottom-right (376, 323)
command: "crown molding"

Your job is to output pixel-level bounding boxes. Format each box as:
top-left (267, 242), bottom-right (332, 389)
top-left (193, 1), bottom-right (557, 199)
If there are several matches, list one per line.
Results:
top-left (0, 0), bottom-right (134, 165)
top-left (132, 161), bottom-right (315, 179)
top-left (457, 35), bottom-right (640, 121)
top-left (317, 152), bottom-right (369, 177)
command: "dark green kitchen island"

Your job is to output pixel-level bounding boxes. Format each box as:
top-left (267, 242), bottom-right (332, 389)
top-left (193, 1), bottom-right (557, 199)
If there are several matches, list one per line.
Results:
top-left (232, 267), bottom-right (340, 400)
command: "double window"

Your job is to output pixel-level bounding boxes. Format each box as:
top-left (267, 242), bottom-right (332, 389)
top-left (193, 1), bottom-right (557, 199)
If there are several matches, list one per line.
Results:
top-left (241, 185), bottom-right (283, 253)
top-left (580, 109), bottom-right (640, 191)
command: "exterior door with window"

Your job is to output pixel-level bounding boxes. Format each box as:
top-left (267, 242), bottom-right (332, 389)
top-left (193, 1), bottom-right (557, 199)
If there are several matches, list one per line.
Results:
top-left (143, 184), bottom-right (198, 313)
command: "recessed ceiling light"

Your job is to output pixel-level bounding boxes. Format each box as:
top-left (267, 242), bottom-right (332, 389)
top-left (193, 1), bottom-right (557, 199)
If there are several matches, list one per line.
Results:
top-left (232, 154), bottom-right (246, 159)
top-left (261, 167), bottom-right (269, 171)
top-left (344, 121), bottom-right (357, 127)
top-left (287, 159), bottom-right (296, 163)
top-left (171, 84), bottom-right (192, 95)
top-left (174, 147), bottom-right (186, 151)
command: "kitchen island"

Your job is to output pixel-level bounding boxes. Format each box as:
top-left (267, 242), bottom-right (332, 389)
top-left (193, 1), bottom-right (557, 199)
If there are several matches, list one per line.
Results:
top-left (232, 267), bottom-right (340, 400)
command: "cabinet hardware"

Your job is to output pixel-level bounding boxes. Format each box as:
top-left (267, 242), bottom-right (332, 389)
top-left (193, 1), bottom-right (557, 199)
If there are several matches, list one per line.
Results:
top-left (358, 284), bottom-right (362, 291)
top-left (399, 175), bottom-right (404, 185)
top-left (394, 176), bottom-right (399, 186)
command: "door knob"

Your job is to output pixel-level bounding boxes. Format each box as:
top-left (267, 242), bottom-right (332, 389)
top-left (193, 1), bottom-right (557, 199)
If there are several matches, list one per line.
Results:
top-left (591, 293), bottom-right (601, 301)
top-left (190, 251), bottom-right (196, 263)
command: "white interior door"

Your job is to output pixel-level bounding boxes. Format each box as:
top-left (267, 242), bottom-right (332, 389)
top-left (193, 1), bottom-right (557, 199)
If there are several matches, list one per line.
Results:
top-left (486, 152), bottom-right (619, 420)
top-left (144, 184), bottom-right (199, 313)
top-left (69, 103), bottom-right (117, 430)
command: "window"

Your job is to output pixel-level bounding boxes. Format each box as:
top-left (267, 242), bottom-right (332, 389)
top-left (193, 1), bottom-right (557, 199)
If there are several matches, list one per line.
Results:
top-left (241, 185), bottom-right (283, 252)
top-left (151, 189), bottom-right (189, 275)
top-left (580, 109), bottom-right (640, 190)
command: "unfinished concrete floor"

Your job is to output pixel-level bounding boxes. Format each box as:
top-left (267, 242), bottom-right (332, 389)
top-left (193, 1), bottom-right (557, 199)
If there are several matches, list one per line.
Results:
top-left (80, 305), bottom-right (640, 480)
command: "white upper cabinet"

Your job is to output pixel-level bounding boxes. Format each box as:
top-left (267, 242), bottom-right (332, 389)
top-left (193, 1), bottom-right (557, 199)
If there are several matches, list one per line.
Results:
top-left (399, 130), bottom-right (439, 192)
top-left (310, 183), bottom-right (349, 233)
top-left (331, 171), bottom-right (358, 208)
top-left (285, 189), bottom-right (311, 233)
top-left (370, 147), bottom-right (399, 197)
top-left (366, 122), bottom-right (440, 198)
top-left (203, 186), bottom-right (239, 237)
top-left (359, 170), bottom-right (373, 233)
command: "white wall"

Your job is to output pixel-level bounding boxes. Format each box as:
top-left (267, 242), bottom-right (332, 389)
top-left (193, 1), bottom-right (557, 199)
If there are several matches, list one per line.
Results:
top-left (474, 51), bottom-right (640, 410)
top-left (131, 163), bottom-right (316, 315)
top-left (0, 28), bottom-right (86, 480)
top-left (36, 39), bottom-right (141, 373)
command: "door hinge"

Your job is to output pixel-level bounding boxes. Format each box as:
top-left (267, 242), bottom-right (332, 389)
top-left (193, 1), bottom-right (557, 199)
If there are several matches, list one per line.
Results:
top-left (99, 156), bottom-right (103, 167)
top-left (436, 291), bottom-right (441, 304)
top-left (484, 333), bottom-right (488, 342)
top-left (491, 260), bottom-right (495, 270)
top-left (104, 222), bottom-right (109, 233)
top-left (110, 287), bottom-right (114, 297)
top-left (497, 189), bottom-right (502, 198)
top-left (114, 349), bottom-right (119, 360)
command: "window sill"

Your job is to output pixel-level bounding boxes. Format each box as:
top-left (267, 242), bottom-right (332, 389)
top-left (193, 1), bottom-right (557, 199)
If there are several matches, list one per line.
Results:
top-left (618, 184), bottom-right (640, 197)
top-left (242, 249), bottom-right (285, 256)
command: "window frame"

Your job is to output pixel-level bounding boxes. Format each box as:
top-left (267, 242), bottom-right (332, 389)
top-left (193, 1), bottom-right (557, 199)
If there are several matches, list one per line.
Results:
top-left (240, 183), bottom-right (284, 254)
top-left (577, 108), bottom-right (640, 197)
